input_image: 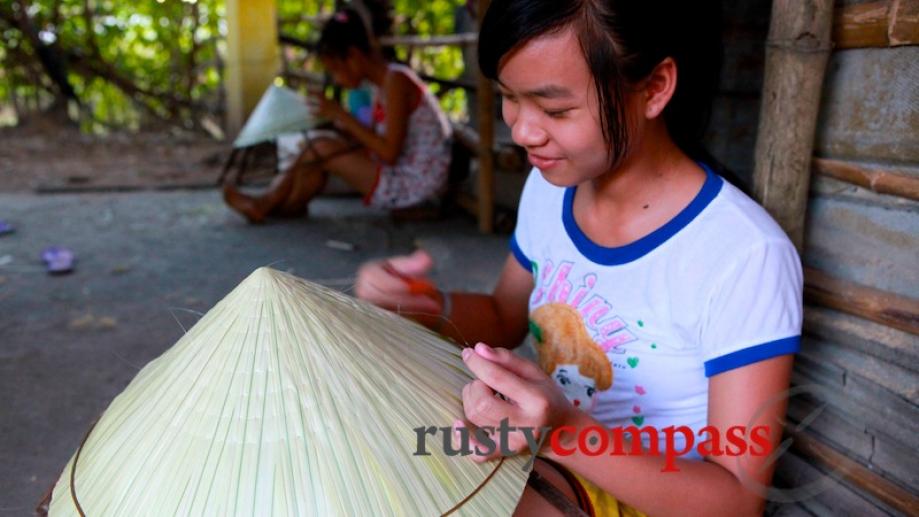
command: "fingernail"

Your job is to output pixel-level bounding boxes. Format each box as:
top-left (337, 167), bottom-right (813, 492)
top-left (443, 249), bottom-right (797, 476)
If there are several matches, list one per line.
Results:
top-left (453, 420), bottom-right (464, 439)
top-left (475, 342), bottom-right (493, 355)
top-left (461, 348), bottom-right (472, 361)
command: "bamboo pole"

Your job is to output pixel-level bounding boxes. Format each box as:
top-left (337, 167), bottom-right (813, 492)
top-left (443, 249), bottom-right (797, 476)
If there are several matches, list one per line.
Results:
top-left (475, 0), bottom-right (495, 233)
top-left (813, 158), bottom-right (919, 201)
top-left (804, 267), bottom-right (919, 336)
top-left (753, 0), bottom-right (834, 250)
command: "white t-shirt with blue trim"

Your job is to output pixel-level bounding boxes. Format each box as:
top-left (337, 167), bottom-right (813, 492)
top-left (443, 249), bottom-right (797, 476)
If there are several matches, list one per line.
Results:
top-left (512, 164), bottom-right (802, 459)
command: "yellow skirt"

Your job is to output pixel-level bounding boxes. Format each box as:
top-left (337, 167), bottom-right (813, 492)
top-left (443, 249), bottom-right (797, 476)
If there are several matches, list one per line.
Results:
top-left (569, 471), bottom-right (646, 517)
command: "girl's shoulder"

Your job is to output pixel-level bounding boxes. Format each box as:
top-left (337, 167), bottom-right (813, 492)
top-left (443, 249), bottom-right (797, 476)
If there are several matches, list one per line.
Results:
top-left (382, 64), bottom-right (423, 91)
top-left (700, 179), bottom-right (792, 250)
top-left (380, 64), bottom-right (424, 107)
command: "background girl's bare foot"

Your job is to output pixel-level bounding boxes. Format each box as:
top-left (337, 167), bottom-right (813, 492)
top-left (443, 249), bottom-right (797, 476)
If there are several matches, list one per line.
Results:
top-left (223, 184), bottom-right (267, 224)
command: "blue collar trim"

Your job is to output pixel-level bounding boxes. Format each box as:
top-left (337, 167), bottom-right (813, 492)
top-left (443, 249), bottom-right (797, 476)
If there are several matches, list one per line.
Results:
top-left (562, 163), bottom-right (724, 265)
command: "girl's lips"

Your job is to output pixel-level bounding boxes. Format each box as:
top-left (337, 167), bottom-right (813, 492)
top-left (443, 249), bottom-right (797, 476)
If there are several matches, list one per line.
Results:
top-left (527, 153), bottom-right (562, 170)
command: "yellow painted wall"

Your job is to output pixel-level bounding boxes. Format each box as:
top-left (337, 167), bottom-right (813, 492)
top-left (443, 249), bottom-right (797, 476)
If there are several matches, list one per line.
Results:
top-left (225, 0), bottom-right (280, 136)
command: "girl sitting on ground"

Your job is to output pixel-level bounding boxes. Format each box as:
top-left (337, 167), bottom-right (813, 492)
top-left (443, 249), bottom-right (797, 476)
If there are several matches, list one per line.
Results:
top-left (354, 1), bottom-right (802, 515)
top-left (223, 7), bottom-right (452, 223)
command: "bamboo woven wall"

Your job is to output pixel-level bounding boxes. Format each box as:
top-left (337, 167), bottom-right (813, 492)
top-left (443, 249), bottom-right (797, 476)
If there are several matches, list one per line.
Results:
top-left (755, 0), bottom-right (919, 515)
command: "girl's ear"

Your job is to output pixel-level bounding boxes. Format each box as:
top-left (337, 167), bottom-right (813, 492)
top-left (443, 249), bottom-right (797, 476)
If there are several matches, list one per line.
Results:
top-left (643, 57), bottom-right (678, 119)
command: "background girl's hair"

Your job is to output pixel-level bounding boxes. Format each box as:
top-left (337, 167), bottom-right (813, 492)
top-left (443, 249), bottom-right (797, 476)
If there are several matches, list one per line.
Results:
top-left (317, 2), bottom-right (392, 59)
top-left (478, 0), bottom-right (723, 169)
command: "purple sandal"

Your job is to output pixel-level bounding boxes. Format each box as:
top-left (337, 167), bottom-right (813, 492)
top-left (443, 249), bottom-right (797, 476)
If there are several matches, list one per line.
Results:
top-left (41, 246), bottom-right (75, 275)
top-left (0, 220), bottom-right (13, 236)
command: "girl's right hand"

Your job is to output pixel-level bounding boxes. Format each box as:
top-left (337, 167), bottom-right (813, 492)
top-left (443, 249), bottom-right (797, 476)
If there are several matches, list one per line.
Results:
top-left (354, 249), bottom-right (443, 315)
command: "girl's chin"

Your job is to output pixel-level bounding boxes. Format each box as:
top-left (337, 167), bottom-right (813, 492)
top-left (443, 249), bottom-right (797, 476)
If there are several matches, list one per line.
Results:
top-left (538, 167), bottom-right (583, 188)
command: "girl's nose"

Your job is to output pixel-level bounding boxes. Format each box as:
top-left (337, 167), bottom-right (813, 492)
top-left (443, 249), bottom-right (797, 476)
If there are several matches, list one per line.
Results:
top-left (511, 112), bottom-right (547, 148)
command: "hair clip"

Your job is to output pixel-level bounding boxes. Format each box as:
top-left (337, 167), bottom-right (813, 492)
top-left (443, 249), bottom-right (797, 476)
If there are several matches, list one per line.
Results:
top-left (334, 11), bottom-right (348, 22)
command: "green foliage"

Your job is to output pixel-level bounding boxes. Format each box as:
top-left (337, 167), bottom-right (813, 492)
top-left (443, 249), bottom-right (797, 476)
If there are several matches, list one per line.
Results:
top-left (0, 0), bottom-right (472, 132)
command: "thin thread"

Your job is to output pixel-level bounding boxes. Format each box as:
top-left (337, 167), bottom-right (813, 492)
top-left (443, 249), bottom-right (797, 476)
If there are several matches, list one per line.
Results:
top-left (395, 308), bottom-right (471, 349)
top-left (108, 350), bottom-right (142, 371)
top-left (263, 259), bottom-right (289, 270)
top-left (440, 457), bottom-right (506, 516)
top-left (69, 418), bottom-right (100, 517)
top-left (168, 308), bottom-right (189, 334)
top-left (167, 307), bottom-right (206, 334)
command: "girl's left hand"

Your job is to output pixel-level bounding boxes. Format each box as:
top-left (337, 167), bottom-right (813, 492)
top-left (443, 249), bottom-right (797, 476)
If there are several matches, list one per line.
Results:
top-left (307, 90), bottom-right (345, 122)
top-left (458, 342), bottom-right (575, 462)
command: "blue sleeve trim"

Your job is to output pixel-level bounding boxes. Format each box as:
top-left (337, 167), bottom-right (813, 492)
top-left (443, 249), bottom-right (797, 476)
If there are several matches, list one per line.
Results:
top-left (704, 336), bottom-right (800, 377)
top-left (509, 234), bottom-right (531, 272)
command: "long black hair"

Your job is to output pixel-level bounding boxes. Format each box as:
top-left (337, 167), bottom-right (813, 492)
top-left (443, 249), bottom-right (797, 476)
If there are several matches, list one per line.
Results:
top-left (478, 0), bottom-right (723, 169)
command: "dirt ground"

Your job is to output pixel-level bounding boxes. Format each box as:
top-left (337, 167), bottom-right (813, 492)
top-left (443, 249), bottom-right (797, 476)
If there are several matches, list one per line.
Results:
top-left (0, 121), bottom-right (230, 193)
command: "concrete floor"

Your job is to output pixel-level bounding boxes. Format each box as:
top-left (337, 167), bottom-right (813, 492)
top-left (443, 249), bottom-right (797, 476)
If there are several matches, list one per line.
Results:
top-left (0, 190), bottom-right (510, 513)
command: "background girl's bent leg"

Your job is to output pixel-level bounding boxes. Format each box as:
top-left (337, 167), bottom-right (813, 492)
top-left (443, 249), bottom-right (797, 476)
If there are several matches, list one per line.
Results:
top-left (273, 136), bottom-right (359, 214)
top-left (320, 149), bottom-right (381, 196)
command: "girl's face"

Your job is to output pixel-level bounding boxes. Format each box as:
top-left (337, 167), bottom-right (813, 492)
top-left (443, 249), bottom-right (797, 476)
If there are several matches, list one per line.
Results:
top-left (497, 28), bottom-right (636, 186)
top-left (320, 51), bottom-right (364, 89)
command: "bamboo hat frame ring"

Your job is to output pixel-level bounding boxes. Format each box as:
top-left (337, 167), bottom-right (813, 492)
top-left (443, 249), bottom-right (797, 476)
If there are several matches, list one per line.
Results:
top-left (66, 422), bottom-right (509, 516)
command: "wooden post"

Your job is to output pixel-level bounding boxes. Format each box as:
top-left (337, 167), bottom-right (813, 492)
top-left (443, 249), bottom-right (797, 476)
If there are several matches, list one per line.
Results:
top-left (475, 0), bottom-right (495, 234)
top-left (225, 0), bottom-right (280, 137)
top-left (752, 0), bottom-right (834, 250)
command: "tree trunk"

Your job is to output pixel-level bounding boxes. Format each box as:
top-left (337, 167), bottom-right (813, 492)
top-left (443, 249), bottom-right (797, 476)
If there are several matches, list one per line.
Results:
top-left (4, 0), bottom-right (79, 106)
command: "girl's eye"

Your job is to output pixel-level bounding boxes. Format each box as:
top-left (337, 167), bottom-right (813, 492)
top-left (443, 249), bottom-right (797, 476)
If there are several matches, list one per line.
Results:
top-left (556, 375), bottom-right (569, 385)
top-left (586, 387), bottom-right (596, 397)
top-left (544, 108), bottom-right (572, 118)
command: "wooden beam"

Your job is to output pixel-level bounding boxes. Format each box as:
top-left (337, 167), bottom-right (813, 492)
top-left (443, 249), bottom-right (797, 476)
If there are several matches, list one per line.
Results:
top-left (833, 0), bottom-right (919, 49)
top-left (813, 158), bottom-right (919, 201)
top-left (753, 0), bottom-right (834, 250)
top-left (804, 267), bottom-right (919, 336)
top-left (416, 73), bottom-right (476, 92)
top-left (833, 1), bottom-right (890, 48)
top-left (379, 33), bottom-right (477, 48)
top-left (475, 0), bottom-right (495, 234)
top-left (787, 430), bottom-right (919, 516)
top-left (279, 32), bottom-right (479, 50)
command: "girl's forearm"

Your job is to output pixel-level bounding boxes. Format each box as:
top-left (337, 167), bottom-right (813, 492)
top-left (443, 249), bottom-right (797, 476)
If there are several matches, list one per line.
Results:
top-left (545, 410), bottom-right (765, 517)
top-left (414, 291), bottom-right (526, 349)
top-left (332, 112), bottom-right (398, 164)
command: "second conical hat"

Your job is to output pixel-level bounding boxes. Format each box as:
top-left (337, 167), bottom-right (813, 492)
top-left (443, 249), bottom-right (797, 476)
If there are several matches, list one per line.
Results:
top-left (48, 268), bottom-right (529, 516)
top-left (233, 85), bottom-right (321, 148)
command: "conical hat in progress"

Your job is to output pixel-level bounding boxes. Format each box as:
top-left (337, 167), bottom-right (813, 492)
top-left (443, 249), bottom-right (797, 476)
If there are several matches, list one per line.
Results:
top-left (233, 86), bottom-right (320, 148)
top-left (48, 268), bottom-right (529, 516)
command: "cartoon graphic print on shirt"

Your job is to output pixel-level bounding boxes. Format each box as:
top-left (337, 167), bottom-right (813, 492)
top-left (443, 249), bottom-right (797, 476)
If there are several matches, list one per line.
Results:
top-left (530, 303), bottom-right (612, 412)
top-left (531, 259), bottom-right (640, 353)
top-left (528, 259), bottom-right (651, 420)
